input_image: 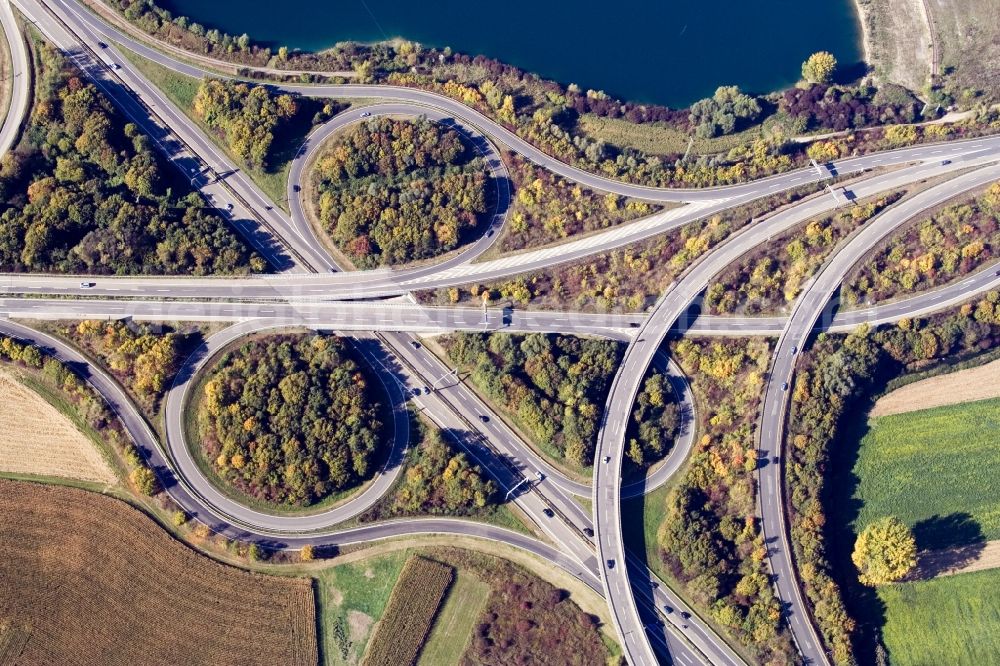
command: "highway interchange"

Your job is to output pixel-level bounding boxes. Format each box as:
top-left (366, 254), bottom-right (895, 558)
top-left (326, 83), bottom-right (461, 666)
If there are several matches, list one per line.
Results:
top-left (3, 0), bottom-right (1000, 663)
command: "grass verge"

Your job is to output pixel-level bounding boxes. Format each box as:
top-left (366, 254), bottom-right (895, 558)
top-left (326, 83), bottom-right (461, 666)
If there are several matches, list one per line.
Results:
top-left (314, 550), bottom-right (409, 666)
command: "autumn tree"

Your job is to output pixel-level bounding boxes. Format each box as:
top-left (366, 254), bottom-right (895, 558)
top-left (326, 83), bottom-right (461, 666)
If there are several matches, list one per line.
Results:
top-left (0, 45), bottom-right (260, 276)
top-left (444, 333), bottom-right (621, 466)
top-left (372, 429), bottom-right (496, 519)
top-left (198, 334), bottom-right (384, 506)
top-left (852, 516), bottom-right (917, 586)
top-left (130, 465), bottom-right (158, 496)
top-left (802, 51), bottom-right (838, 84)
top-left (193, 79), bottom-right (298, 168)
top-left (71, 320), bottom-right (183, 411)
top-left (312, 117), bottom-right (490, 267)
top-left (300, 544), bottom-right (315, 561)
top-left (688, 86), bottom-right (762, 138)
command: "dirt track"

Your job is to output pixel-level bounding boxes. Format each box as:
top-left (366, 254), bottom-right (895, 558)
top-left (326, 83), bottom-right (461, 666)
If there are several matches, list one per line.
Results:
top-left (870, 358), bottom-right (1000, 417)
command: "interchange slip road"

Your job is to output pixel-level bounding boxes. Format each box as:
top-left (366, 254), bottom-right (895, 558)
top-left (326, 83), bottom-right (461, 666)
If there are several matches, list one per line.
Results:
top-left (3, 0), bottom-right (1000, 664)
top-left (753, 163), bottom-right (1000, 663)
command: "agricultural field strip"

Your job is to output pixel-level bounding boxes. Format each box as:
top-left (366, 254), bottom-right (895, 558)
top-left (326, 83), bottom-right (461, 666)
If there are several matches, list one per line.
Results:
top-left (0, 480), bottom-right (318, 666)
top-left (0, 369), bottom-right (116, 484)
top-left (870, 358), bottom-right (1000, 416)
top-left (361, 556), bottom-right (453, 666)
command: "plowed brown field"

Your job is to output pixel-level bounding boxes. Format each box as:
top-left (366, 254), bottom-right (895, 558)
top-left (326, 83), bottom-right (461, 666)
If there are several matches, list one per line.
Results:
top-left (0, 480), bottom-right (318, 666)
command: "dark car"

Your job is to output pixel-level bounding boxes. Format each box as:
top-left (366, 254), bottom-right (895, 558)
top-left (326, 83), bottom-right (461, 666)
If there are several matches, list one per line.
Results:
top-left (409, 340), bottom-right (420, 349)
top-left (542, 508), bottom-right (554, 518)
top-left (680, 611), bottom-right (691, 620)
top-left (781, 382), bottom-right (789, 391)
top-left (293, 184), bottom-right (301, 192)
top-left (663, 605), bottom-right (673, 614)
top-left (606, 559), bottom-right (615, 569)
top-left (479, 414), bottom-right (490, 423)
top-left (583, 527), bottom-right (594, 538)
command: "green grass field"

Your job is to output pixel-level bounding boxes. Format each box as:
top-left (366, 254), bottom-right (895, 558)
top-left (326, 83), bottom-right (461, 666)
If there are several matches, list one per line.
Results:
top-left (878, 567), bottom-right (1000, 666)
top-left (416, 569), bottom-right (490, 665)
top-left (850, 397), bottom-right (1000, 548)
top-left (314, 551), bottom-right (408, 666)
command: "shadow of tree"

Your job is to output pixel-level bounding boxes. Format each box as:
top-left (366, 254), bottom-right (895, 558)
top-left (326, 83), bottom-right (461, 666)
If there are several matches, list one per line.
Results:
top-left (908, 513), bottom-right (986, 580)
top-left (913, 512), bottom-right (986, 551)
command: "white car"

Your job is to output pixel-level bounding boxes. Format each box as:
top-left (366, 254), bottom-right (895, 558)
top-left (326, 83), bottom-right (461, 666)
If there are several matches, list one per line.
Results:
top-left (80, 282), bottom-right (95, 289)
top-left (360, 111), bottom-right (372, 118)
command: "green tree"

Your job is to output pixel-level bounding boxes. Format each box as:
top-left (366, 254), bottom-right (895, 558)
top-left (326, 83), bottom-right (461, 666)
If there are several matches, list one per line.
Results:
top-left (802, 51), bottom-right (838, 84)
top-left (852, 516), bottom-right (917, 586)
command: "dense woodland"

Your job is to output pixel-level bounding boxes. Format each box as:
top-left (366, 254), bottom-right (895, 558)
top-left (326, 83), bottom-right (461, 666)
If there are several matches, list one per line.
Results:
top-left (442, 333), bottom-right (621, 468)
top-left (625, 371), bottom-right (680, 468)
top-left (64, 320), bottom-right (188, 414)
top-left (312, 118), bottom-right (490, 267)
top-left (787, 294), bottom-right (1000, 663)
top-left (363, 427), bottom-right (496, 521)
top-left (845, 182), bottom-right (1000, 306)
top-left (706, 193), bottom-right (901, 315)
top-left (659, 337), bottom-right (797, 662)
top-left (198, 335), bottom-right (384, 506)
top-left (0, 44), bottom-right (260, 275)
top-left (193, 78), bottom-right (297, 169)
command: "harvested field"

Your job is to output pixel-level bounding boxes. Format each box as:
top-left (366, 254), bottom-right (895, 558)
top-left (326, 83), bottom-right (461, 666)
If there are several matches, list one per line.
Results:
top-left (0, 369), bottom-right (116, 484)
top-left (0, 480), bottom-right (317, 666)
top-left (362, 556), bottom-right (453, 666)
top-left (912, 538), bottom-right (1000, 580)
top-left (870, 358), bottom-right (1000, 416)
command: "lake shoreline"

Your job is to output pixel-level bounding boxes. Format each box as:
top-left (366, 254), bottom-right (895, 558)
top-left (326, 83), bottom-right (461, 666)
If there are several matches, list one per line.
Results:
top-left (850, 0), bottom-right (873, 66)
top-left (155, 0), bottom-right (864, 108)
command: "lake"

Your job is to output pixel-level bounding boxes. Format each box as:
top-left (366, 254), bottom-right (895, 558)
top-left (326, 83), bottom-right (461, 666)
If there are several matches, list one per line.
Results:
top-left (159, 0), bottom-right (863, 108)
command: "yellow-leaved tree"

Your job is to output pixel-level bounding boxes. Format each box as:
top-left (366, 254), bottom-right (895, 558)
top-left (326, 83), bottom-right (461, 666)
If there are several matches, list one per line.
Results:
top-left (852, 516), bottom-right (917, 586)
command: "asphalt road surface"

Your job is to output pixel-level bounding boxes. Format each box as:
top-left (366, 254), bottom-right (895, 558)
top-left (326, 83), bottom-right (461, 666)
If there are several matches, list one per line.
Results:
top-left (754, 162), bottom-right (1000, 665)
